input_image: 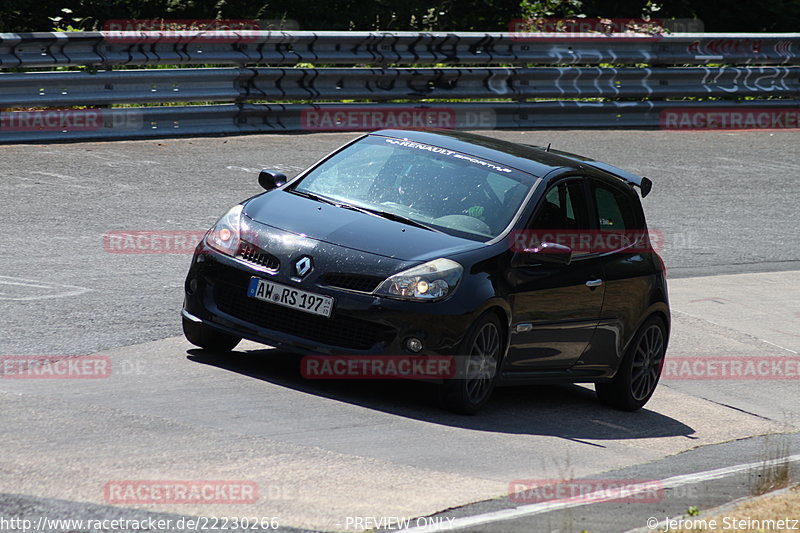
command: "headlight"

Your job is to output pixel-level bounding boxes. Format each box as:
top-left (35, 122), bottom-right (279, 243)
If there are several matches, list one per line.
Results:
top-left (374, 258), bottom-right (463, 301)
top-left (205, 204), bottom-right (243, 256)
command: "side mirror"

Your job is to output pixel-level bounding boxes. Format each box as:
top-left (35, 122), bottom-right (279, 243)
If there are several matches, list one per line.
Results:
top-left (515, 241), bottom-right (573, 266)
top-left (258, 169), bottom-right (288, 191)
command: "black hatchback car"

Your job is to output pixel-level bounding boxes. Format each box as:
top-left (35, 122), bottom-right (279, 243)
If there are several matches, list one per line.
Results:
top-left (182, 129), bottom-right (669, 414)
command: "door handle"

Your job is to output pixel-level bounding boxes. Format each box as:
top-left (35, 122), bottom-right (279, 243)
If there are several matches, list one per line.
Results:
top-left (586, 279), bottom-right (603, 288)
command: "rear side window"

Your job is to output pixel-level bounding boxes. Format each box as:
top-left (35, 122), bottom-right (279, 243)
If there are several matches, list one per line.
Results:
top-left (523, 179), bottom-right (593, 255)
top-left (592, 181), bottom-right (641, 231)
top-left (530, 179), bottom-right (589, 230)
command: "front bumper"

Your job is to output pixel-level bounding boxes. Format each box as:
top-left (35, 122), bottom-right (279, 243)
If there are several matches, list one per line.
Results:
top-left (182, 241), bottom-right (475, 356)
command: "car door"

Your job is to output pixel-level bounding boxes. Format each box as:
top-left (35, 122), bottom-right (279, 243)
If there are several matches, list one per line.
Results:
top-left (576, 177), bottom-right (655, 365)
top-left (505, 177), bottom-right (606, 370)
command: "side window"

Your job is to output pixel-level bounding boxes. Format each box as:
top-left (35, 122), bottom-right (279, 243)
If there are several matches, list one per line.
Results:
top-left (530, 179), bottom-right (588, 231)
top-left (591, 181), bottom-right (640, 231)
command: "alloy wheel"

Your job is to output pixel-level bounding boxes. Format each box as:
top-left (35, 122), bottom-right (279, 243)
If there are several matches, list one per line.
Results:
top-left (465, 322), bottom-right (500, 404)
top-left (630, 324), bottom-right (665, 401)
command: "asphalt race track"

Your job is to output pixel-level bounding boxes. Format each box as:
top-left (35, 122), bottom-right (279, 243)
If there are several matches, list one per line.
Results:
top-left (1, 130), bottom-right (799, 532)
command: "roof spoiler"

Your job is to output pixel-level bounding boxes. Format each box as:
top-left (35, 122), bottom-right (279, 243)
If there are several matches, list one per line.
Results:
top-left (529, 145), bottom-right (653, 198)
top-left (582, 160), bottom-right (653, 198)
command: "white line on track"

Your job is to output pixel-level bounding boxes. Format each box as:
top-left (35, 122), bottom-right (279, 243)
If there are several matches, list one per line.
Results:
top-left (397, 454), bottom-right (800, 532)
top-left (672, 309), bottom-right (799, 356)
top-left (0, 276), bottom-right (91, 301)
top-left (3, 173), bottom-right (91, 189)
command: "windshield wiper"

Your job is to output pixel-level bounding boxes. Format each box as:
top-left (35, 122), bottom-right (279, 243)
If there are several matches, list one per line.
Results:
top-left (338, 203), bottom-right (445, 234)
top-left (292, 189), bottom-right (444, 233)
top-left (289, 189), bottom-right (339, 206)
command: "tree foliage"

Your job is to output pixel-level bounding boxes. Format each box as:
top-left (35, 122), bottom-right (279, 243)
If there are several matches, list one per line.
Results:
top-left (0, 0), bottom-right (797, 32)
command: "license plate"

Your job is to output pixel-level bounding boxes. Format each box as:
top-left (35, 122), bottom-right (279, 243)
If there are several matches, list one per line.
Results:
top-left (247, 277), bottom-right (334, 318)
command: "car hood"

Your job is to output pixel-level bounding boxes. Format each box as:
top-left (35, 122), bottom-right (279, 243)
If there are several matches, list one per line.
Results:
top-left (242, 190), bottom-right (484, 262)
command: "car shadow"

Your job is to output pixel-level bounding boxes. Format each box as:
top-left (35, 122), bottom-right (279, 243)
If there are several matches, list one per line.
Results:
top-left (187, 347), bottom-right (696, 442)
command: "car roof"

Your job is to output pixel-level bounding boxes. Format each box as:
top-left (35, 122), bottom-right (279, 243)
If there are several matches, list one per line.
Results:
top-left (368, 129), bottom-right (652, 197)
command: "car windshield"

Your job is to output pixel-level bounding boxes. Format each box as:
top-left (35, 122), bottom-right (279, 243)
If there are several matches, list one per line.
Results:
top-left (290, 135), bottom-right (536, 241)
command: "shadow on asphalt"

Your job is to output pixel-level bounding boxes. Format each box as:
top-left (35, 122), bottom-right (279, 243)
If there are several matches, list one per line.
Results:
top-left (187, 347), bottom-right (695, 443)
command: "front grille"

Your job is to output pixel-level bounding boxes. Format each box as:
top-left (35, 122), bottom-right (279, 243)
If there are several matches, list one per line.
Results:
top-left (237, 243), bottom-right (279, 271)
top-left (214, 285), bottom-right (395, 350)
top-left (319, 272), bottom-right (384, 293)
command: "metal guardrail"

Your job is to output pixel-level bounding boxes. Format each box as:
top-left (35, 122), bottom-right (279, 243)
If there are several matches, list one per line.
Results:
top-left (1, 66), bottom-right (798, 108)
top-left (1, 31), bottom-right (799, 143)
top-left (2, 31), bottom-right (799, 67)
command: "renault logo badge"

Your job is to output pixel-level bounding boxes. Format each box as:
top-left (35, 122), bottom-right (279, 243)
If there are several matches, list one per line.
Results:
top-left (295, 256), bottom-right (313, 278)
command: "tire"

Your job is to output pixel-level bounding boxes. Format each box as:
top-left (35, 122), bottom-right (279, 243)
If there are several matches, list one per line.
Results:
top-left (182, 316), bottom-right (241, 352)
top-left (439, 313), bottom-right (504, 415)
top-left (596, 315), bottom-right (667, 411)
